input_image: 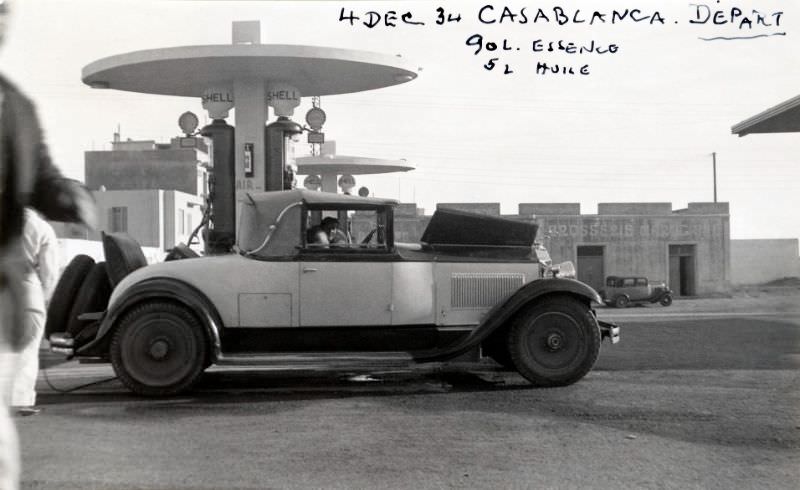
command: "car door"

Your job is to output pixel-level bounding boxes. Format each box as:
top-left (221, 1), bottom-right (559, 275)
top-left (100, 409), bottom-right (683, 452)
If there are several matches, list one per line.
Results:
top-left (299, 204), bottom-right (398, 327)
top-left (299, 260), bottom-right (392, 326)
top-left (618, 277), bottom-right (637, 299)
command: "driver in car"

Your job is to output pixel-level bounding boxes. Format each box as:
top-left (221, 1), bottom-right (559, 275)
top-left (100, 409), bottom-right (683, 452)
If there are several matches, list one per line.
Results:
top-left (320, 217), bottom-right (349, 245)
top-left (306, 226), bottom-right (329, 247)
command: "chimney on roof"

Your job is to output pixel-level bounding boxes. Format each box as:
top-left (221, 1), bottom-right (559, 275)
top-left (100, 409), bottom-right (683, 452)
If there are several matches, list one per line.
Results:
top-left (232, 21), bottom-right (261, 45)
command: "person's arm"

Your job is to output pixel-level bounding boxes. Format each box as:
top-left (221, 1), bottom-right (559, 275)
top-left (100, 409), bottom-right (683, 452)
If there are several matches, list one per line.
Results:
top-left (6, 81), bottom-right (96, 228)
top-left (29, 143), bottom-right (96, 229)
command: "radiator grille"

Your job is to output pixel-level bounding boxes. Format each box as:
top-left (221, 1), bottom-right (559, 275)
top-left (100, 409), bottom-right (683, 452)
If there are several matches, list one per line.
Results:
top-left (451, 273), bottom-right (525, 308)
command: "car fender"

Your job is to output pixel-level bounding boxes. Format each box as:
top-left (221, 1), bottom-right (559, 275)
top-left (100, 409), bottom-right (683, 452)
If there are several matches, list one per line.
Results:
top-left (414, 278), bottom-right (602, 362)
top-left (650, 289), bottom-right (673, 302)
top-left (614, 293), bottom-right (632, 303)
top-left (76, 277), bottom-right (223, 360)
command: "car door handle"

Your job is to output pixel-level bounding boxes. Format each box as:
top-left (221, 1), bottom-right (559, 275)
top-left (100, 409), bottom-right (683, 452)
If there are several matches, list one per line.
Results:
top-left (303, 267), bottom-right (318, 273)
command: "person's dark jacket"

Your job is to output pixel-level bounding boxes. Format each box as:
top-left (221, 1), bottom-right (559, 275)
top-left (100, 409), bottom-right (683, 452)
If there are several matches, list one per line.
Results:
top-left (0, 74), bottom-right (92, 252)
top-left (0, 74), bottom-right (94, 350)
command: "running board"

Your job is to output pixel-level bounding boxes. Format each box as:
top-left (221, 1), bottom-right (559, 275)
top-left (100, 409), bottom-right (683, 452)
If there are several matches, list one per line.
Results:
top-left (216, 352), bottom-right (416, 367)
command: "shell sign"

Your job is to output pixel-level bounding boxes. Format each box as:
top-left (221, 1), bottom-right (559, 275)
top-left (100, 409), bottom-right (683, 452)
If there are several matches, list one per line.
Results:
top-left (267, 83), bottom-right (301, 117)
top-left (202, 86), bottom-right (234, 119)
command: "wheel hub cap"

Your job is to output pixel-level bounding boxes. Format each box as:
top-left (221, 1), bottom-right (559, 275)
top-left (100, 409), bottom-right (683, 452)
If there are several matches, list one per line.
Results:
top-left (546, 333), bottom-right (564, 351)
top-left (149, 339), bottom-right (170, 360)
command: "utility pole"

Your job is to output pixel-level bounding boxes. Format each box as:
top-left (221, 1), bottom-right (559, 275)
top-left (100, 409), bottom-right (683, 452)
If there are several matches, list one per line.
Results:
top-left (712, 152), bottom-right (717, 203)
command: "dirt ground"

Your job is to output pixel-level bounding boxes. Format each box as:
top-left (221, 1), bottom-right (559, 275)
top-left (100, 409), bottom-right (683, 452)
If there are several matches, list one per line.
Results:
top-left (18, 286), bottom-right (800, 489)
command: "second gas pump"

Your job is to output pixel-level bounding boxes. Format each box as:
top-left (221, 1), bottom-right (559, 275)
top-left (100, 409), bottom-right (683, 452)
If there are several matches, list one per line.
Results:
top-left (197, 85), bottom-right (304, 254)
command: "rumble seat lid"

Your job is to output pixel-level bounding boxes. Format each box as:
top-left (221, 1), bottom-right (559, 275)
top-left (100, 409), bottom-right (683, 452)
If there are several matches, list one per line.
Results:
top-left (420, 208), bottom-right (538, 247)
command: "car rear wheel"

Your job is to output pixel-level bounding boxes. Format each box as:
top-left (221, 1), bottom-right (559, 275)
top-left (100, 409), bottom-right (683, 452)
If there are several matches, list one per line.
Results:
top-left (111, 302), bottom-right (208, 396)
top-left (65, 262), bottom-right (112, 337)
top-left (614, 295), bottom-right (629, 308)
top-left (659, 294), bottom-right (673, 307)
top-left (45, 254), bottom-right (95, 337)
top-left (507, 296), bottom-right (600, 387)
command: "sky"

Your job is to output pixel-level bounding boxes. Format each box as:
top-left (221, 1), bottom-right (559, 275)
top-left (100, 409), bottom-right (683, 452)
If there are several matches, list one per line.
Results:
top-left (1, 0), bottom-right (798, 240)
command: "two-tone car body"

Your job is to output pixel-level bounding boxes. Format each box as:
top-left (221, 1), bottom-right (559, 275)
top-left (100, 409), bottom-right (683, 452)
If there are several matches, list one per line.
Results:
top-left (51, 189), bottom-right (619, 396)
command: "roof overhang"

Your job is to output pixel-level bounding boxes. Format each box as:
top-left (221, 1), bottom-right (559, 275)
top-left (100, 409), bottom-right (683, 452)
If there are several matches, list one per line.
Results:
top-left (732, 94), bottom-right (800, 137)
top-left (82, 44), bottom-right (419, 97)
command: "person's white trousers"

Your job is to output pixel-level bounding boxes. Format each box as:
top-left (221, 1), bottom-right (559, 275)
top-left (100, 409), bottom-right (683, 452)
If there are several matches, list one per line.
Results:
top-left (8, 311), bottom-right (43, 408)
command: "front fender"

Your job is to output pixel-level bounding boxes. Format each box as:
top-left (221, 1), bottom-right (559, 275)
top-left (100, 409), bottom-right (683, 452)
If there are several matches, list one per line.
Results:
top-left (414, 278), bottom-right (602, 362)
top-left (76, 277), bottom-right (223, 360)
top-left (651, 289), bottom-right (673, 302)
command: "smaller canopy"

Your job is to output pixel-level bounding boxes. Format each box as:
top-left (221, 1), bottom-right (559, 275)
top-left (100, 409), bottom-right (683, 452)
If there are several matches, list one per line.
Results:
top-left (296, 155), bottom-right (414, 175)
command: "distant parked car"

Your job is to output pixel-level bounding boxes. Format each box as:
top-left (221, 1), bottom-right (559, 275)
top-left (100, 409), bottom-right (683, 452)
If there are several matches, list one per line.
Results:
top-left (600, 276), bottom-right (673, 308)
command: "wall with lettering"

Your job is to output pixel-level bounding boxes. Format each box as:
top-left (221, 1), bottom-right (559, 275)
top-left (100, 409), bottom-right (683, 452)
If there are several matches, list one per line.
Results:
top-left (384, 204), bottom-right (731, 294)
top-left (536, 214), bottom-right (730, 292)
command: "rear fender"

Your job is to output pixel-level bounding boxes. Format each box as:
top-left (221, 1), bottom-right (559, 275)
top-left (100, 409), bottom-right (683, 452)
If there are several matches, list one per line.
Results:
top-left (651, 289), bottom-right (673, 302)
top-left (76, 277), bottom-right (223, 360)
top-left (414, 278), bottom-right (602, 361)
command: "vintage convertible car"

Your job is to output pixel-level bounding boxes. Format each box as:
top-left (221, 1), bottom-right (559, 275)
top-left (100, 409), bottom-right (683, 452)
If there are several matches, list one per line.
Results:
top-left (50, 189), bottom-right (619, 396)
top-left (600, 276), bottom-right (673, 308)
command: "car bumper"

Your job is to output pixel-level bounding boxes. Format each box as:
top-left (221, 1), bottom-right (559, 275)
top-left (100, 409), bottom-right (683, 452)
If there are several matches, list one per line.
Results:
top-left (598, 320), bottom-right (620, 344)
top-left (49, 332), bottom-right (75, 356)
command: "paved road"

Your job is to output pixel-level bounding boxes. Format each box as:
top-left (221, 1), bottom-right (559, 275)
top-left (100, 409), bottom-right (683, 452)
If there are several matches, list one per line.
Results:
top-left (14, 310), bottom-right (800, 489)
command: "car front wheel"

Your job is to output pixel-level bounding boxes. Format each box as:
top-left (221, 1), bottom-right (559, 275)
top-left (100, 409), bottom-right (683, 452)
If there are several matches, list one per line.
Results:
top-left (507, 296), bottom-right (601, 387)
top-left (614, 295), bottom-right (629, 308)
top-left (659, 294), bottom-right (673, 307)
top-left (111, 302), bottom-right (208, 396)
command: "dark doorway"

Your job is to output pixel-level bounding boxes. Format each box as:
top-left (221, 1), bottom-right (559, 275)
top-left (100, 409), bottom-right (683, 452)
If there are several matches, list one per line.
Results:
top-left (577, 245), bottom-right (605, 291)
top-left (669, 244), bottom-right (696, 296)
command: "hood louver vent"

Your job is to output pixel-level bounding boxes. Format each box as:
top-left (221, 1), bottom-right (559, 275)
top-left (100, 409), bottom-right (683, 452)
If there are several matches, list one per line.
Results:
top-left (451, 272), bottom-right (525, 309)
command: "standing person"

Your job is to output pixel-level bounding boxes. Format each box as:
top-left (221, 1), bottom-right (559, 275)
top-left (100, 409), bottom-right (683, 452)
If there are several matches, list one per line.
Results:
top-left (7, 209), bottom-right (58, 415)
top-left (0, 1), bottom-right (96, 487)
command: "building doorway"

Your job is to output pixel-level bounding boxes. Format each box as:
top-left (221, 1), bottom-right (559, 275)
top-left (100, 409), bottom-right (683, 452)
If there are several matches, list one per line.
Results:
top-left (577, 245), bottom-right (605, 291)
top-left (669, 244), bottom-right (696, 296)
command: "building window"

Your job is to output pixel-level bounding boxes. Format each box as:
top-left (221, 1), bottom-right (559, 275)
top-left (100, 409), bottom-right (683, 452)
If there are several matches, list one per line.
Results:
top-left (178, 209), bottom-right (185, 235)
top-left (110, 207), bottom-right (128, 233)
top-left (187, 213), bottom-right (192, 234)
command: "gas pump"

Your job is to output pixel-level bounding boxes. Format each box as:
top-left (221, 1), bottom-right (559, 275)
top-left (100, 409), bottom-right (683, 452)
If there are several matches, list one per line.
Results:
top-left (200, 119), bottom-right (236, 254)
top-left (265, 116), bottom-right (303, 191)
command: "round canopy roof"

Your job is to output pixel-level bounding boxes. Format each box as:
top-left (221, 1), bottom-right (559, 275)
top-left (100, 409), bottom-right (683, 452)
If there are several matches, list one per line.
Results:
top-left (82, 44), bottom-right (418, 96)
top-left (295, 155), bottom-right (415, 175)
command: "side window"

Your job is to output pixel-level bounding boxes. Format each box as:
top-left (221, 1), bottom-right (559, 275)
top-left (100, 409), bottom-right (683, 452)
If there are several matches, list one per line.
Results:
top-left (622, 278), bottom-right (635, 287)
top-left (606, 277), bottom-right (616, 287)
top-left (350, 209), bottom-right (388, 250)
top-left (302, 207), bottom-right (389, 251)
top-left (635, 278), bottom-right (647, 286)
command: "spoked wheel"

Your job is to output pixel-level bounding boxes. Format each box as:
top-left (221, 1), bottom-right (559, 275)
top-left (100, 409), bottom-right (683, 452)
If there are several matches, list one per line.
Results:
top-left (614, 295), bottom-right (630, 308)
top-left (508, 297), bottom-right (600, 387)
top-left (659, 294), bottom-right (673, 307)
top-left (111, 302), bottom-right (208, 396)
